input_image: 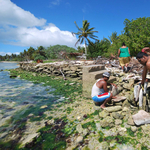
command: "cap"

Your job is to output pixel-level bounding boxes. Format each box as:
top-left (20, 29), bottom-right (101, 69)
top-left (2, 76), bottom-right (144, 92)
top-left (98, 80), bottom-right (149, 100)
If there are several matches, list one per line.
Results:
top-left (142, 49), bottom-right (146, 53)
top-left (103, 72), bottom-right (110, 78)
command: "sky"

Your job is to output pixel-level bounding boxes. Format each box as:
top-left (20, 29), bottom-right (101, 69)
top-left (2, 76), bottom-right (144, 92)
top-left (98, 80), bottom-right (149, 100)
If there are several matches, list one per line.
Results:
top-left (0, 0), bottom-right (150, 56)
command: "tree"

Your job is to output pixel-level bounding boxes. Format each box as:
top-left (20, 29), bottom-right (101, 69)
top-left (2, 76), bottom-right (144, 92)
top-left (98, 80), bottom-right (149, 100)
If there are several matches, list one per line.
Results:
top-left (72, 20), bottom-right (99, 59)
top-left (123, 17), bottom-right (150, 55)
top-left (108, 32), bottom-right (118, 44)
top-left (27, 47), bottom-right (36, 60)
top-left (88, 38), bottom-right (111, 58)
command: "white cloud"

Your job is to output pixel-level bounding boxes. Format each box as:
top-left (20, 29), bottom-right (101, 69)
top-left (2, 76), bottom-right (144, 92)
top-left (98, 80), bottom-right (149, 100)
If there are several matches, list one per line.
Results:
top-left (0, 0), bottom-right (78, 52)
top-left (0, 0), bottom-right (46, 27)
top-left (0, 51), bottom-right (19, 56)
top-left (51, 0), bottom-right (61, 6)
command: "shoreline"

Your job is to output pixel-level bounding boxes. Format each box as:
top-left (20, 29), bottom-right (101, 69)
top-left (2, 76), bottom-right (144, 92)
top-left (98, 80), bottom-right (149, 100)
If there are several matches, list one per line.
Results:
top-left (0, 61), bottom-right (20, 63)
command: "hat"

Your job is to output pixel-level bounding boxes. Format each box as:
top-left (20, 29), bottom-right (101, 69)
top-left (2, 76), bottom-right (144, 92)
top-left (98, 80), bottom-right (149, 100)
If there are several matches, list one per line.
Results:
top-left (141, 49), bottom-right (146, 53)
top-left (103, 72), bottom-right (110, 78)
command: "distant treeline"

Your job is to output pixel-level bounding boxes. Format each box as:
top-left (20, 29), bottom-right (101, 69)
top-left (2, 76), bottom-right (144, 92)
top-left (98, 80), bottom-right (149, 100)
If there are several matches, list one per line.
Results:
top-left (0, 45), bottom-right (77, 61)
top-left (1, 17), bottom-right (150, 61)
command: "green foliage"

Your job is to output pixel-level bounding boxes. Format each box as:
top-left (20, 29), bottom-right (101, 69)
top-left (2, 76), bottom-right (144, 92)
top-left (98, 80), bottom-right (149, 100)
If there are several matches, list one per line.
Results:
top-left (34, 54), bottom-right (45, 61)
top-left (105, 17), bottom-right (150, 57)
top-left (73, 20), bottom-right (99, 58)
top-left (45, 45), bottom-right (76, 59)
top-left (88, 38), bottom-right (111, 58)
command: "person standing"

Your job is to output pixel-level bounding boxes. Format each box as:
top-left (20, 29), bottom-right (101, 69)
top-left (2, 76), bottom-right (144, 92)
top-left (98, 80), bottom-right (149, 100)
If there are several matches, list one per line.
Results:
top-left (118, 42), bottom-right (131, 72)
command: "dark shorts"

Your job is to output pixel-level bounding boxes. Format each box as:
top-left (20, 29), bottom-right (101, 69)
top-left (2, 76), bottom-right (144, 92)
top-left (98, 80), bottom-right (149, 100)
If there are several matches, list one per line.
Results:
top-left (92, 92), bottom-right (111, 102)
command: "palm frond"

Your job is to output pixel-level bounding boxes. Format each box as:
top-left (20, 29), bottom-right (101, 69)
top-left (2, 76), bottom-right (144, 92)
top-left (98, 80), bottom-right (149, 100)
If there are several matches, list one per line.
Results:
top-left (80, 38), bottom-right (84, 44)
top-left (75, 38), bottom-right (81, 46)
top-left (88, 34), bottom-right (98, 38)
top-left (83, 20), bottom-right (88, 28)
top-left (84, 22), bottom-right (90, 31)
top-left (74, 21), bottom-right (82, 32)
top-left (87, 27), bottom-right (95, 32)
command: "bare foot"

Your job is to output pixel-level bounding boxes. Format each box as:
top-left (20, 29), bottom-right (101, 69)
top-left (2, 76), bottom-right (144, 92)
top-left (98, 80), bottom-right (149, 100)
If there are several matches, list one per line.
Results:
top-left (100, 105), bottom-right (106, 109)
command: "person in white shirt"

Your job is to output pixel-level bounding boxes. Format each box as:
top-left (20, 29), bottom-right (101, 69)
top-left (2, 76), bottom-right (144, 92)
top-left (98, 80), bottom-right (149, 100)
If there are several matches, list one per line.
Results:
top-left (91, 72), bottom-right (117, 109)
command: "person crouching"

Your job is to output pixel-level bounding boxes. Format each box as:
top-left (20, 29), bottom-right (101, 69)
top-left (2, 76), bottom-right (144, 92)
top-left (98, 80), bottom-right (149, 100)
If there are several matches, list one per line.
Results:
top-left (91, 72), bottom-right (117, 109)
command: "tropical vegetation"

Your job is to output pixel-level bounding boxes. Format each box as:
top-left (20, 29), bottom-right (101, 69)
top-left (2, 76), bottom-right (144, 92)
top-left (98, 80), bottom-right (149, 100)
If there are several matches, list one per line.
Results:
top-left (1, 17), bottom-right (150, 61)
top-left (72, 20), bottom-right (99, 59)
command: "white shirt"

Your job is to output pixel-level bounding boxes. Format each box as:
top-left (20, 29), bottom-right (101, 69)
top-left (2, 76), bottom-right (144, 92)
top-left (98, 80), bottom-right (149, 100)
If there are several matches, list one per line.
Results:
top-left (91, 79), bottom-right (105, 97)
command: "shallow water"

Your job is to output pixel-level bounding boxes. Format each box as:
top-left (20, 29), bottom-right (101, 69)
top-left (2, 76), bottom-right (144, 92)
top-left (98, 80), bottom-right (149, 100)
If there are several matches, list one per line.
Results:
top-left (0, 62), bottom-right (63, 141)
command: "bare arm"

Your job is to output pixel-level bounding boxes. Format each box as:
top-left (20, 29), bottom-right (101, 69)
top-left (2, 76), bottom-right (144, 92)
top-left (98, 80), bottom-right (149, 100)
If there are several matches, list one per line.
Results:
top-left (143, 47), bottom-right (150, 51)
top-left (128, 48), bottom-right (131, 55)
top-left (118, 49), bottom-right (120, 58)
top-left (141, 66), bottom-right (147, 85)
top-left (103, 82), bottom-right (108, 92)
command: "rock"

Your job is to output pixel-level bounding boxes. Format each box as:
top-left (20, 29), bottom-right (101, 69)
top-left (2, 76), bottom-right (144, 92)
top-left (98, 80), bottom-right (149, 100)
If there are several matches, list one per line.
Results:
top-left (115, 119), bottom-right (122, 125)
top-left (76, 136), bottom-right (83, 143)
top-left (123, 83), bottom-right (132, 90)
top-left (111, 112), bottom-right (124, 119)
top-left (141, 124), bottom-right (150, 134)
top-left (19, 133), bottom-right (40, 148)
top-left (122, 99), bottom-right (131, 108)
top-left (127, 116), bottom-right (135, 126)
top-left (40, 105), bottom-right (48, 109)
top-left (131, 126), bottom-right (137, 132)
top-left (99, 110), bottom-right (109, 118)
top-left (112, 95), bottom-right (126, 102)
top-left (95, 123), bottom-right (101, 131)
top-left (104, 106), bottom-right (122, 112)
top-left (46, 119), bottom-right (54, 125)
top-left (82, 146), bottom-right (90, 150)
top-left (100, 116), bottom-right (114, 128)
top-left (88, 138), bottom-right (100, 150)
top-left (122, 107), bottom-right (129, 112)
top-left (95, 141), bottom-right (109, 150)
top-left (93, 105), bottom-right (102, 111)
top-left (82, 129), bottom-right (88, 136)
top-left (117, 127), bottom-right (127, 132)
top-left (66, 145), bottom-right (77, 150)
top-left (76, 116), bottom-right (82, 121)
top-left (132, 110), bottom-right (150, 125)
top-left (76, 124), bottom-right (83, 133)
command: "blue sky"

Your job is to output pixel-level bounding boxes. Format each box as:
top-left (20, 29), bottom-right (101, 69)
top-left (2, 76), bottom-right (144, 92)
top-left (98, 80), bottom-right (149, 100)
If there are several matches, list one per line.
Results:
top-left (0, 0), bottom-right (149, 56)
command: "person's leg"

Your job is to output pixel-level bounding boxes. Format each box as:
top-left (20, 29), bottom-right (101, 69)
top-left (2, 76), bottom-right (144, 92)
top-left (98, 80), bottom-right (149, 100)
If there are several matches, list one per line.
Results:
top-left (100, 93), bottom-right (112, 109)
top-left (121, 66), bottom-right (124, 71)
top-left (124, 57), bottom-right (130, 72)
top-left (92, 92), bottom-right (111, 108)
top-left (119, 57), bottom-right (124, 71)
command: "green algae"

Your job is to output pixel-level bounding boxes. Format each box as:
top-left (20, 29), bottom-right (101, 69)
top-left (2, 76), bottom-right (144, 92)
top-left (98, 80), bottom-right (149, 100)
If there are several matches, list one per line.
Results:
top-left (9, 68), bottom-right (82, 98)
top-left (127, 128), bottom-right (135, 137)
top-left (82, 121), bottom-right (96, 131)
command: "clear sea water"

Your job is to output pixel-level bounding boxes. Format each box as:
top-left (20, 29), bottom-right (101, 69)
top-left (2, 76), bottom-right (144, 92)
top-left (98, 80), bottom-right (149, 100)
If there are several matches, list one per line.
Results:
top-left (0, 62), bottom-right (63, 141)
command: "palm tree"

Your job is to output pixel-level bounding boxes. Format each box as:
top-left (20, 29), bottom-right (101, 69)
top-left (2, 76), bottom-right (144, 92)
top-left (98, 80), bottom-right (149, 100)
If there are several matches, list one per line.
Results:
top-left (72, 20), bottom-right (98, 59)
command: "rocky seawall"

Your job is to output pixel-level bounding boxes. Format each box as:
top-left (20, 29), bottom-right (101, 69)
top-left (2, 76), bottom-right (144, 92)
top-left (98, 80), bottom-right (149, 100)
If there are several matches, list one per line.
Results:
top-left (19, 61), bottom-right (95, 80)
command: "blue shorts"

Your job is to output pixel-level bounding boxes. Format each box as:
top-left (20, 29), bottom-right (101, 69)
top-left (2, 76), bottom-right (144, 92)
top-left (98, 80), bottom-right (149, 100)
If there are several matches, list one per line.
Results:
top-left (92, 92), bottom-right (111, 102)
